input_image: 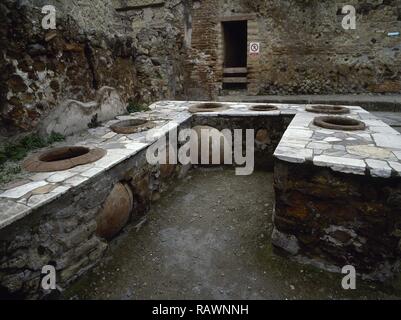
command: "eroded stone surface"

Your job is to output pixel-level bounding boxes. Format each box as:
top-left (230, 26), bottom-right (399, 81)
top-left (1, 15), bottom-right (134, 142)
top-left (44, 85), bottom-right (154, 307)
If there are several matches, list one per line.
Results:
top-left (0, 181), bottom-right (48, 199)
top-left (271, 228), bottom-right (300, 256)
top-left (373, 134), bottom-right (401, 149)
top-left (313, 155), bottom-right (366, 175)
top-left (394, 151), bottom-right (401, 161)
top-left (347, 145), bottom-right (392, 159)
top-left (389, 162), bottom-right (401, 176)
top-left (47, 172), bottom-right (77, 183)
top-left (366, 159), bottom-right (392, 178)
top-left (273, 160), bottom-right (401, 281)
top-left (275, 147), bottom-right (313, 164)
top-left (0, 200), bottom-right (31, 228)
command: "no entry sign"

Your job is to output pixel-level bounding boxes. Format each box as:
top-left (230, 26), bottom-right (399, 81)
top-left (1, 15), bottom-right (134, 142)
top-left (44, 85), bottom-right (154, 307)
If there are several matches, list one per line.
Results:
top-left (249, 42), bottom-right (260, 55)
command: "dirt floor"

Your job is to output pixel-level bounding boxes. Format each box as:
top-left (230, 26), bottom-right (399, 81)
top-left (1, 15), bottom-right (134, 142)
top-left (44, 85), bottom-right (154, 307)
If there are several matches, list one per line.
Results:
top-left (63, 168), bottom-right (401, 300)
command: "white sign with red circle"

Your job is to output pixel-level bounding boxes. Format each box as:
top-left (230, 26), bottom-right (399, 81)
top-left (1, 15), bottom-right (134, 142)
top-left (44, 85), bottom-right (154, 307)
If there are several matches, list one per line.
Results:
top-left (249, 42), bottom-right (260, 55)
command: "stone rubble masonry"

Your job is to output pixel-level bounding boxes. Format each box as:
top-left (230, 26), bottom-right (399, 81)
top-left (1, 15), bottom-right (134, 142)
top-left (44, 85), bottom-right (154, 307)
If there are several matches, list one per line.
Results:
top-left (0, 0), bottom-right (187, 141)
top-left (186, 0), bottom-right (401, 98)
top-left (0, 0), bottom-right (137, 140)
top-left (273, 160), bottom-right (401, 281)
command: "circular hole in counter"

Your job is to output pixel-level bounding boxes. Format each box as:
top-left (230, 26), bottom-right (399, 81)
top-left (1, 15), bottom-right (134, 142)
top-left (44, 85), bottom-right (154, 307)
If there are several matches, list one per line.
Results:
top-left (188, 103), bottom-right (230, 113)
top-left (23, 146), bottom-right (107, 172)
top-left (313, 116), bottom-right (366, 131)
top-left (110, 119), bottom-right (156, 134)
top-left (39, 146), bottom-right (90, 162)
top-left (249, 104), bottom-right (278, 112)
top-left (306, 105), bottom-right (350, 114)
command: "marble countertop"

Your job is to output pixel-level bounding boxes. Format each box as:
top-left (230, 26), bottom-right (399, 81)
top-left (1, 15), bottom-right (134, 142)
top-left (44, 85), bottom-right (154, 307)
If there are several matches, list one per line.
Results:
top-left (1, 100), bottom-right (400, 229)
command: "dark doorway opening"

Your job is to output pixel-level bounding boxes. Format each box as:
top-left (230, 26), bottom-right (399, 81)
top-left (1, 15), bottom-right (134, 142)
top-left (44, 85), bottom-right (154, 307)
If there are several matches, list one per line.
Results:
top-left (222, 21), bottom-right (248, 91)
top-left (223, 21), bottom-right (247, 68)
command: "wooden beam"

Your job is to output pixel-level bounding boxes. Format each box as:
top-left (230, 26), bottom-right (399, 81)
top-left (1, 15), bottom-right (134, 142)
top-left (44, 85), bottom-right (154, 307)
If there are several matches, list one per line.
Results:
top-left (222, 77), bottom-right (248, 83)
top-left (220, 14), bottom-right (257, 22)
top-left (223, 67), bottom-right (248, 74)
top-left (115, 0), bottom-right (164, 11)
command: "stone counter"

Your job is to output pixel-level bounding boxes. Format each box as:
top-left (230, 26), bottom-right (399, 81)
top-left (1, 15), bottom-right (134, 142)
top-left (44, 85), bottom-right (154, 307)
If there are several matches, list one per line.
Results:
top-left (0, 104), bottom-right (191, 229)
top-left (274, 107), bottom-right (401, 177)
top-left (0, 101), bottom-right (193, 298)
top-left (271, 105), bottom-right (401, 281)
top-left (1, 100), bottom-right (401, 297)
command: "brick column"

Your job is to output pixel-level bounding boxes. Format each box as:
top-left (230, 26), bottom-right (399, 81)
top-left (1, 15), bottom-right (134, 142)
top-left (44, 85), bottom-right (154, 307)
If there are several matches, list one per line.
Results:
top-left (247, 19), bottom-right (261, 95)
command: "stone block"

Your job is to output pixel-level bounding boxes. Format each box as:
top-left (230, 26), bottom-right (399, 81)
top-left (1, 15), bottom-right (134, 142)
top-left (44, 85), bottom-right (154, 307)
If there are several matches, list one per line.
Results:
top-left (273, 160), bottom-right (401, 280)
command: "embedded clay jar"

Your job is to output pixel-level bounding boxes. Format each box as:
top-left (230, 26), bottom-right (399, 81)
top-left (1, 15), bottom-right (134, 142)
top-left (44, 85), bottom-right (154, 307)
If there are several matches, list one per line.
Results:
top-left (306, 104), bottom-right (350, 114)
top-left (96, 182), bottom-right (133, 240)
top-left (191, 125), bottom-right (231, 164)
top-left (23, 146), bottom-right (106, 172)
top-left (313, 116), bottom-right (366, 131)
top-left (110, 119), bottom-right (156, 134)
top-left (160, 145), bottom-right (177, 179)
top-left (255, 129), bottom-right (270, 144)
top-left (188, 103), bottom-right (230, 113)
top-left (249, 104), bottom-right (278, 112)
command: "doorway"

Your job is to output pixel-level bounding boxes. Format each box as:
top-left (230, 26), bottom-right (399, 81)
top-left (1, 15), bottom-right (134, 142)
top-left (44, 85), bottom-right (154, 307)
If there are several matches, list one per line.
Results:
top-left (223, 20), bottom-right (247, 68)
top-left (222, 20), bottom-right (248, 90)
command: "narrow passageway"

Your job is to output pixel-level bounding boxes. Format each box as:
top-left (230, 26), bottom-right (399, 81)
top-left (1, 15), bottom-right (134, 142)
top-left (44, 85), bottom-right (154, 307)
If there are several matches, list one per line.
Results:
top-left (63, 169), bottom-right (400, 300)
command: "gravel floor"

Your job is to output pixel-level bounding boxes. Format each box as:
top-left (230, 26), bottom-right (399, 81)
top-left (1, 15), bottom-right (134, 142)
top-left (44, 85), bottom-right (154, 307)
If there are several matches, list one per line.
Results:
top-left (63, 168), bottom-right (401, 300)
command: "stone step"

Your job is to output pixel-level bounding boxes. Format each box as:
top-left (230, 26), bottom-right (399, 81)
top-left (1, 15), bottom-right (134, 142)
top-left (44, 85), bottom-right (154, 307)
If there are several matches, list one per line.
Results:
top-left (222, 77), bottom-right (248, 84)
top-left (223, 67), bottom-right (248, 74)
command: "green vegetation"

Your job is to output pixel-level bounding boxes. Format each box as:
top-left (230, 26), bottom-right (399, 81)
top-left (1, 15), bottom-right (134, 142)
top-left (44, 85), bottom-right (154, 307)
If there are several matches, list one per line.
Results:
top-left (0, 132), bottom-right (65, 184)
top-left (127, 99), bottom-right (150, 113)
top-left (0, 163), bottom-right (22, 185)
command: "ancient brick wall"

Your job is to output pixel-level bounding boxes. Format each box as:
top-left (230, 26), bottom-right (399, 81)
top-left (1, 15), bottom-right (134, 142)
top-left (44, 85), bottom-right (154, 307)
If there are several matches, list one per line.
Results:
top-left (183, 0), bottom-right (221, 99)
top-left (185, 0), bottom-right (401, 97)
top-left (256, 0), bottom-right (401, 95)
